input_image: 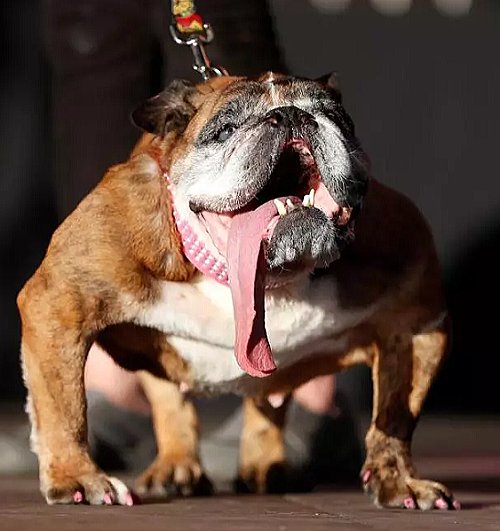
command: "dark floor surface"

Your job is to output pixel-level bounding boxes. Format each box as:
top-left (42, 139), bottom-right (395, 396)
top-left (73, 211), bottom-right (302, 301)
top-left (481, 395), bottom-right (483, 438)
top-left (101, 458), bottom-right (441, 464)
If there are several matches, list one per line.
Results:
top-left (2, 455), bottom-right (500, 530)
top-left (2, 413), bottom-right (500, 530)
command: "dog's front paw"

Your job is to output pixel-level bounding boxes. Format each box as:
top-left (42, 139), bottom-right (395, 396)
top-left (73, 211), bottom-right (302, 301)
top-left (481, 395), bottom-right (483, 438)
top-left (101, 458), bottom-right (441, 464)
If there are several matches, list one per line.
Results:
top-left (44, 472), bottom-right (135, 506)
top-left (363, 427), bottom-right (460, 511)
top-left (136, 454), bottom-right (213, 497)
top-left (361, 463), bottom-right (460, 511)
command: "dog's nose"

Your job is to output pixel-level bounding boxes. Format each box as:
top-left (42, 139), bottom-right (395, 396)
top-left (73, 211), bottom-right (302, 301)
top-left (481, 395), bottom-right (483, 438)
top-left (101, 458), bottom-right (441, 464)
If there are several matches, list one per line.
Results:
top-left (265, 106), bottom-right (317, 129)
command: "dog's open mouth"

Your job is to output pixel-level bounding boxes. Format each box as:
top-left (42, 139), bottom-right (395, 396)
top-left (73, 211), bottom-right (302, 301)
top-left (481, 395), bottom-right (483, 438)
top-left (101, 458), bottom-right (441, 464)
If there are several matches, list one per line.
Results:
top-left (169, 139), bottom-right (352, 379)
top-left (254, 139), bottom-right (352, 227)
top-left (172, 139), bottom-right (352, 274)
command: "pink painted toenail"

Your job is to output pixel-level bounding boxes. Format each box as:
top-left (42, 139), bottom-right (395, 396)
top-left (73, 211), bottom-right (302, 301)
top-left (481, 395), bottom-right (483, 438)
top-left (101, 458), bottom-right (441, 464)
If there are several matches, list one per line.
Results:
top-left (452, 500), bottom-right (461, 510)
top-left (125, 492), bottom-right (139, 506)
top-left (73, 491), bottom-right (83, 503)
top-left (362, 470), bottom-right (372, 484)
top-left (103, 493), bottom-right (113, 505)
top-left (403, 497), bottom-right (416, 509)
top-left (435, 498), bottom-right (448, 510)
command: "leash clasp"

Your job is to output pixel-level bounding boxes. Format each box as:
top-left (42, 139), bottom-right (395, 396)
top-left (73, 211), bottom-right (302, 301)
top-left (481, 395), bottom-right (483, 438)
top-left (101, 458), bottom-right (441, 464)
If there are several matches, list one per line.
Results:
top-left (169, 0), bottom-right (227, 81)
top-left (169, 23), bottom-right (227, 81)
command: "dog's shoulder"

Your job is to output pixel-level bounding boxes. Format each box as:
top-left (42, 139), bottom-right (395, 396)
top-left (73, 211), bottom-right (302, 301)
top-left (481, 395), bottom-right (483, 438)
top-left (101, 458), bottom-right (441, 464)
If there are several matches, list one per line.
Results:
top-left (35, 143), bottom-right (194, 296)
top-left (46, 153), bottom-right (161, 252)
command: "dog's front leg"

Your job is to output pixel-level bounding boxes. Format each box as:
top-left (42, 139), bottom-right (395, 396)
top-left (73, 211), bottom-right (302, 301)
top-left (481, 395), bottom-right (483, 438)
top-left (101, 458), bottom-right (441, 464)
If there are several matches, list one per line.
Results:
top-left (362, 328), bottom-right (459, 510)
top-left (19, 293), bottom-right (133, 505)
top-left (136, 372), bottom-right (211, 497)
top-left (237, 396), bottom-right (290, 494)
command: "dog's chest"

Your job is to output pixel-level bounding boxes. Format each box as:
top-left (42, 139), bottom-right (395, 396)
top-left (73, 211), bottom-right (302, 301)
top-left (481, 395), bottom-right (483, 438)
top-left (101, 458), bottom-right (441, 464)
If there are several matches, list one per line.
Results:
top-left (135, 274), bottom-right (370, 390)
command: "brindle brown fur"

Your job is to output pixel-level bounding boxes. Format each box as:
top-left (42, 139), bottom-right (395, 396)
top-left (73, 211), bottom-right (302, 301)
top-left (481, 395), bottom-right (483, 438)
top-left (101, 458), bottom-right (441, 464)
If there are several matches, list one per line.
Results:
top-left (18, 74), bottom-right (454, 509)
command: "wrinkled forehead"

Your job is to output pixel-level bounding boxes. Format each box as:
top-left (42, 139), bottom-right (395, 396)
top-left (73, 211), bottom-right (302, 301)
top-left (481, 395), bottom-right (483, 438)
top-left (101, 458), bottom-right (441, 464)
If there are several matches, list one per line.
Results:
top-left (206, 73), bottom-right (333, 117)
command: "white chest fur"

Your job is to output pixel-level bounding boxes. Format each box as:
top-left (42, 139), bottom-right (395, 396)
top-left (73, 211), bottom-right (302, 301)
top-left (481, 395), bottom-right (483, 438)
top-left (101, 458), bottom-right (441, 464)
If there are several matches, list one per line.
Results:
top-left (133, 274), bottom-right (373, 388)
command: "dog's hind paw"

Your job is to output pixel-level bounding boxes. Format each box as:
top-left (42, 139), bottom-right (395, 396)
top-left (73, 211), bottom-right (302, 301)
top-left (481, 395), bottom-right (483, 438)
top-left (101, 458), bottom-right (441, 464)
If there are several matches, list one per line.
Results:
top-left (136, 455), bottom-right (213, 497)
top-left (45, 473), bottom-right (136, 506)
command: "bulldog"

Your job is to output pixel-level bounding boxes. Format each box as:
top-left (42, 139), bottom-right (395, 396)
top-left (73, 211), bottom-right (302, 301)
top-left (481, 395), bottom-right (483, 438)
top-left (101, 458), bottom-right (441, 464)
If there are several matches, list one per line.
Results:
top-left (17, 72), bottom-right (458, 510)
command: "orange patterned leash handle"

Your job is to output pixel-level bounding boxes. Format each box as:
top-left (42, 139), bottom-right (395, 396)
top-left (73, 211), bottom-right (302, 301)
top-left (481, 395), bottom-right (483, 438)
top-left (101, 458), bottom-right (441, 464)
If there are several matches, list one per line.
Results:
top-left (172, 0), bottom-right (204, 35)
top-left (170, 0), bottom-right (227, 81)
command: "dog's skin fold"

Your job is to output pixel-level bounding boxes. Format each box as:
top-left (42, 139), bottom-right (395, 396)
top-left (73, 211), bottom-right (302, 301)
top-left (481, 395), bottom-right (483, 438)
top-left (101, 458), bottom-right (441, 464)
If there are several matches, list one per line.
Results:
top-left (18, 73), bottom-right (457, 510)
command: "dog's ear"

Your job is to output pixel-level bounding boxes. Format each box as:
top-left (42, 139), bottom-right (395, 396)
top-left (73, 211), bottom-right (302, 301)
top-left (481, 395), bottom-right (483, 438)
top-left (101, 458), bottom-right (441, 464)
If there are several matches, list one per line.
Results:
top-left (131, 79), bottom-right (198, 137)
top-left (316, 72), bottom-right (342, 102)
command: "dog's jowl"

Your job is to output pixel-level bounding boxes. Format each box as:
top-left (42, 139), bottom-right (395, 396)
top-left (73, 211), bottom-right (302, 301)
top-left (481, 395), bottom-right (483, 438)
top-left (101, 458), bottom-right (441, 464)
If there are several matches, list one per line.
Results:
top-left (18, 73), bottom-right (456, 509)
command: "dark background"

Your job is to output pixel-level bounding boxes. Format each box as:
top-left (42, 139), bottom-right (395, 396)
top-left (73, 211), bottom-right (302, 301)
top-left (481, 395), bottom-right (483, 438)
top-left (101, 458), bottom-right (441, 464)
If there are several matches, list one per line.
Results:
top-left (1, 0), bottom-right (498, 413)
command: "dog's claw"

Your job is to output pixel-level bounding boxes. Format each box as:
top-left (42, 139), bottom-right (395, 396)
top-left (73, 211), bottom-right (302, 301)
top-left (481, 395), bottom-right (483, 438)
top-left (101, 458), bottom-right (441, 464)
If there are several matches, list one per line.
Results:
top-left (435, 497), bottom-right (448, 510)
top-left (125, 492), bottom-right (139, 506)
top-left (363, 459), bottom-right (455, 511)
top-left (46, 474), bottom-right (133, 506)
top-left (403, 497), bottom-right (416, 510)
top-left (136, 455), bottom-right (212, 498)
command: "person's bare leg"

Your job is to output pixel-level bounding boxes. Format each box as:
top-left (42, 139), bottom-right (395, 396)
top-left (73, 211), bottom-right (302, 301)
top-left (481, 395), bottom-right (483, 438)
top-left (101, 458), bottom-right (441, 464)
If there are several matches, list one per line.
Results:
top-left (287, 373), bottom-right (362, 485)
top-left (85, 343), bottom-right (150, 415)
top-left (292, 374), bottom-right (337, 416)
top-left (86, 343), bottom-right (339, 418)
top-left (84, 344), bottom-right (156, 474)
top-left (85, 345), bottom-right (361, 490)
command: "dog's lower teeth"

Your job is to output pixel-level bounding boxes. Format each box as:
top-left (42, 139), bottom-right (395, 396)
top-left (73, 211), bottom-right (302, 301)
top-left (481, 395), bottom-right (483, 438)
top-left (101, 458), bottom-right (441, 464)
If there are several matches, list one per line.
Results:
top-left (275, 195), bottom-right (315, 214)
top-left (309, 188), bottom-right (315, 207)
top-left (274, 199), bottom-right (287, 216)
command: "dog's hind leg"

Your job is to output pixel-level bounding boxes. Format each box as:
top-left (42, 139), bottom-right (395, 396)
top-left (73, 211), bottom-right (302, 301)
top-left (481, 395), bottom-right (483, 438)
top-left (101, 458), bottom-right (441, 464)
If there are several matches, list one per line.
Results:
top-left (237, 396), bottom-right (290, 494)
top-left (135, 373), bottom-right (212, 497)
top-left (362, 326), bottom-right (459, 510)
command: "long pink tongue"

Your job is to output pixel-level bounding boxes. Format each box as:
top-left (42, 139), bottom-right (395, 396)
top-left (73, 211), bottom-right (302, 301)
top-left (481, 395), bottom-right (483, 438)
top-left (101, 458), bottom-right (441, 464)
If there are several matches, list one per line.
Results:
top-left (227, 201), bottom-right (279, 378)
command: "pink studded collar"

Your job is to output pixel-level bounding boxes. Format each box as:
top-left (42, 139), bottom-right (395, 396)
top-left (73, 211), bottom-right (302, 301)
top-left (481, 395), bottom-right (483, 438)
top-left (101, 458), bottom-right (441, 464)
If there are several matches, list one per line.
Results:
top-left (166, 174), bottom-right (229, 286)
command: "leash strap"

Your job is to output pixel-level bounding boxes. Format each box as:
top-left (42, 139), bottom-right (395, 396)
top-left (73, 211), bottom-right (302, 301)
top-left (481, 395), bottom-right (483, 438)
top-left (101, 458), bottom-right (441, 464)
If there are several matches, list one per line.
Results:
top-left (170, 0), bottom-right (227, 81)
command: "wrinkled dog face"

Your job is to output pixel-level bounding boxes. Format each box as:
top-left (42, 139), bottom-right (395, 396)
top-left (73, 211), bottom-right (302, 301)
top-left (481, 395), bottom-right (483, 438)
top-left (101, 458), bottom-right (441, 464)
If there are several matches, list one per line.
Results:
top-left (133, 73), bottom-right (369, 277)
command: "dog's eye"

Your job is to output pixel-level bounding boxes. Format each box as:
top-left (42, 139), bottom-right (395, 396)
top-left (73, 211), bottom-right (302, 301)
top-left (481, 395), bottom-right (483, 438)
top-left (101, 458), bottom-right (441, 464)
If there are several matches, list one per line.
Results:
top-left (216, 124), bottom-right (237, 142)
top-left (321, 102), bottom-right (354, 136)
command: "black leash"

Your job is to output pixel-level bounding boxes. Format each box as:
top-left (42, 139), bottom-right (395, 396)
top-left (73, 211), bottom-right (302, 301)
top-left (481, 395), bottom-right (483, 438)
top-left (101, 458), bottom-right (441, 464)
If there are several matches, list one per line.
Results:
top-left (169, 0), bottom-right (227, 81)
